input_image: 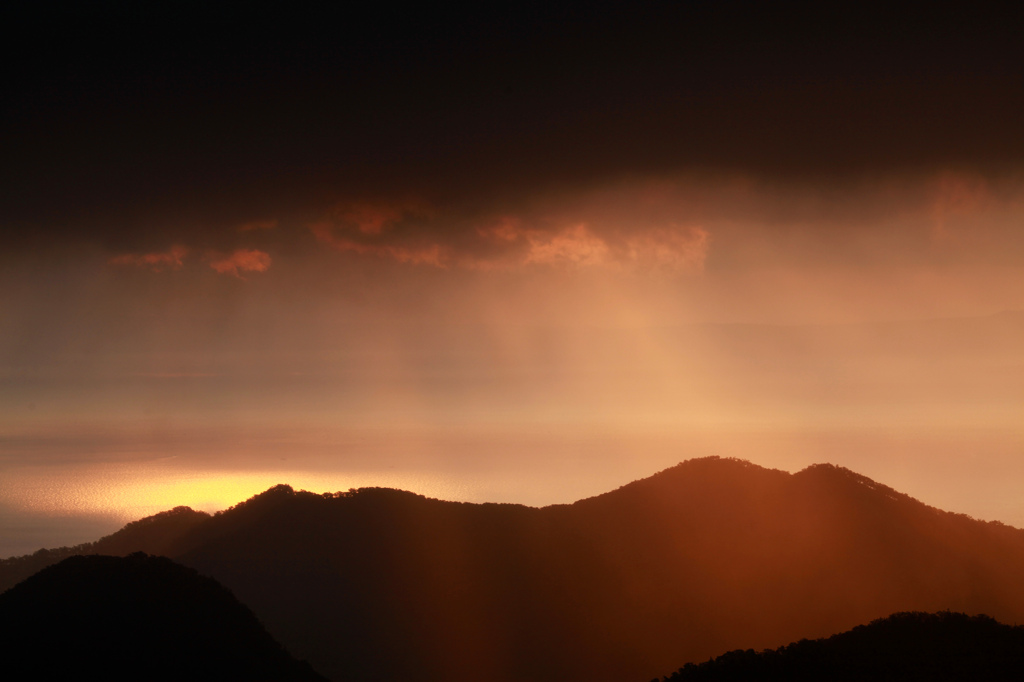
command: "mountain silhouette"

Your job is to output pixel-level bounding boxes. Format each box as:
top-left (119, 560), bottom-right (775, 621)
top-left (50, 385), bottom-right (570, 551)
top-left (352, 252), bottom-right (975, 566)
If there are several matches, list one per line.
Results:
top-left (0, 552), bottom-right (326, 681)
top-left (4, 457), bottom-right (1024, 681)
top-left (0, 505), bottom-right (210, 591)
top-left (658, 611), bottom-right (1024, 681)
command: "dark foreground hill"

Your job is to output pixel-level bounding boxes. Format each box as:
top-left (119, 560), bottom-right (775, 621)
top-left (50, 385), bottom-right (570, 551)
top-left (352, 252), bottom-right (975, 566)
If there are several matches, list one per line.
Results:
top-left (659, 611), bottom-right (1024, 681)
top-left (5, 457), bottom-right (1024, 682)
top-left (0, 553), bottom-right (326, 681)
top-left (0, 504), bottom-right (211, 590)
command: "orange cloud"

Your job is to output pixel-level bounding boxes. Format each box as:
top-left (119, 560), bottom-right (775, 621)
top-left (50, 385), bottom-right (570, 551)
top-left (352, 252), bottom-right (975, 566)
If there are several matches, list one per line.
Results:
top-left (208, 249), bottom-right (272, 278)
top-left (473, 220), bottom-right (612, 268)
top-left (311, 197), bottom-right (710, 273)
top-left (311, 200), bottom-right (446, 267)
top-left (108, 245), bottom-right (189, 271)
top-left (524, 224), bottom-right (611, 267)
top-left (312, 222), bottom-right (448, 267)
top-left (477, 216), bottom-right (523, 242)
top-left (931, 172), bottom-right (992, 241)
top-left (474, 219), bottom-right (709, 272)
top-left (623, 225), bottom-right (710, 272)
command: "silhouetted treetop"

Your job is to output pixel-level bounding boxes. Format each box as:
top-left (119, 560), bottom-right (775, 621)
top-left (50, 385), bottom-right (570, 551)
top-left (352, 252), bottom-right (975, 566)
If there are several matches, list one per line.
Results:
top-left (658, 611), bottom-right (1024, 681)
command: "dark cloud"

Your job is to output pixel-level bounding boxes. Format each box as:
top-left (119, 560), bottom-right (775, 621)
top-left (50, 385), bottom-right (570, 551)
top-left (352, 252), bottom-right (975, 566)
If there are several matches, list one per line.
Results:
top-left (2, 2), bottom-right (1024, 250)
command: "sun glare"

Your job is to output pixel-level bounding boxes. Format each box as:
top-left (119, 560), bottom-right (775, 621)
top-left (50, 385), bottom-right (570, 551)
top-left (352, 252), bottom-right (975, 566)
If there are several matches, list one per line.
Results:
top-left (0, 462), bottom-right (484, 525)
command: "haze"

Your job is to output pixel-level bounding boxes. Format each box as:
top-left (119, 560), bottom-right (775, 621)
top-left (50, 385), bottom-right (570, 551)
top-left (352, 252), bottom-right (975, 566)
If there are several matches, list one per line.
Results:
top-left (2, 4), bottom-right (1023, 557)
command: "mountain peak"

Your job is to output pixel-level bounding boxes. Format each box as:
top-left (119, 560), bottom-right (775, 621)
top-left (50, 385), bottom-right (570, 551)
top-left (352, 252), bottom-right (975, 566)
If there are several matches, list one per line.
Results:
top-left (795, 462), bottom-right (927, 509)
top-left (5, 460), bottom-right (1024, 681)
top-left (579, 456), bottom-right (787, 504)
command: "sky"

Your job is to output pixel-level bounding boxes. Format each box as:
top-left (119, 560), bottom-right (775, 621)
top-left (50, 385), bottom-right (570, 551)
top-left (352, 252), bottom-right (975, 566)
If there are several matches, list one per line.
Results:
top-left (2, 2), bottom-right (1023, 557)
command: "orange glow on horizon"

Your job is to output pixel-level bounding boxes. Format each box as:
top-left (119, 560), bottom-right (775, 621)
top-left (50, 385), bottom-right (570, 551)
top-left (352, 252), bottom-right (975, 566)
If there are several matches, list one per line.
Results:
top-left (0, 464), bottom-right (479, 525)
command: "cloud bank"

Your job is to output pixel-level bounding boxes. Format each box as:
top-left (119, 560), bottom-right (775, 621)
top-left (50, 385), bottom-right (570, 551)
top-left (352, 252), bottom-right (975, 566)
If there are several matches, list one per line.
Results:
top-left (207, 249), bottom-right (272, 278)
top-left (109, 246), bottom-right (272, 278)
top-left (310, 201), bottom-right (710, 273)
top-left (108, 246), bottom-right (190, 271)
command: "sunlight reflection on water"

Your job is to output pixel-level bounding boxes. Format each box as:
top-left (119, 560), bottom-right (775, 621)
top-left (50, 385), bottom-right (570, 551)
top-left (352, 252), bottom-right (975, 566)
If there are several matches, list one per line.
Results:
top-left (0, 463), bottom-right (476, 522)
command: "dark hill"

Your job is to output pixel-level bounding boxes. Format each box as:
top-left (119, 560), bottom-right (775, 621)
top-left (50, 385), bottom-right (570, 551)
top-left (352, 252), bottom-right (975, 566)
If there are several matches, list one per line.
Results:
top-left (0, 553), bottom-right (327, 681)
top-left (5, 458), bottom-right (1024, 681)
top-left (0, 505), bottom-right (210, 591)
top-left (659, 611), bottom-right (1024, 681)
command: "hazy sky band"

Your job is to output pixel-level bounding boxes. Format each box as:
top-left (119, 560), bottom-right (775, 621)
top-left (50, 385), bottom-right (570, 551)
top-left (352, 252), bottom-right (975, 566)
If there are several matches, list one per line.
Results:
top-left (2, 2), bottom-right (1024, 555)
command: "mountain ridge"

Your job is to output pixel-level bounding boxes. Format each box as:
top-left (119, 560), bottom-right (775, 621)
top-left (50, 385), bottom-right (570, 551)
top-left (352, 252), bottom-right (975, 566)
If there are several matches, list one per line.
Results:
top-left (4, 457), bottom-right (1024, 681)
